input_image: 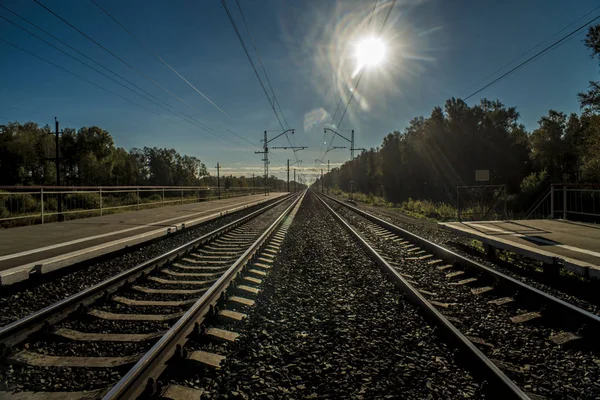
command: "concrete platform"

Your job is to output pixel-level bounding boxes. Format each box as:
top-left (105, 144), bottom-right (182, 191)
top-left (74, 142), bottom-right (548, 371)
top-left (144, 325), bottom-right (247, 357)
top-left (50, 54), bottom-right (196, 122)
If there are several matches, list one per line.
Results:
top-left (0, 193), bottom-right (286, 285)
top-left (439, 219), bottom-right (600, 278)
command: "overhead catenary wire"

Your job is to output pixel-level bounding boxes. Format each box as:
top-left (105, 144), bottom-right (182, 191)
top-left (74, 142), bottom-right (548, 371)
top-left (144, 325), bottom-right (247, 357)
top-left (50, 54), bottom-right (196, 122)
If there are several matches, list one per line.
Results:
top-left (335, 0), bottom-right (396, 131)
top-left (233, 0), bottom-right (297, 161)
top-left (88, 0), bottom-right (229, 118)
top-left (220, 0), bottom-right (285, 132)
top-left (20, 1), bottom-right (257, 149)
top-left (0, 10), bottom-right (261, 151)
top-left (33, 0), bottom-right (212, 120)
top-left (0, 37), bottom-right (170, 122)
top-left (462, 5), bottom-right (600, 97)
top-left (317, 0), bottom-right (381, 167)
top-left (463, 12), bottom-right (600, 101)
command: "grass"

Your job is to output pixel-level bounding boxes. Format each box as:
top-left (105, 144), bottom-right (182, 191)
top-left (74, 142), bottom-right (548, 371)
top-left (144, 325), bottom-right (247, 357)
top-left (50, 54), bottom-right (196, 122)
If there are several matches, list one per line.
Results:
top-left (329, 188), bottom-right (458, 222)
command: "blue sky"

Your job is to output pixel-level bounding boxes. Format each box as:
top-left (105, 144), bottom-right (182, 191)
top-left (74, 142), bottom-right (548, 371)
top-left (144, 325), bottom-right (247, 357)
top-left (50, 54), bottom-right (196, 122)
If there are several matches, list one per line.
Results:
top-left (1, 0), bottom-right (598, 183)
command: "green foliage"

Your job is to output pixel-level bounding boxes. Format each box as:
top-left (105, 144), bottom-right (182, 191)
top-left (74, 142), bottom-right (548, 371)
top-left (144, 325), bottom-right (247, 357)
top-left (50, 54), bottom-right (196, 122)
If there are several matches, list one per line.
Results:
top-left (399, 198), bottom-right (456, 221)
top-left (520, 169), bottom-right (548, 199)
top-left (0, 123), bottom-right (209, 187)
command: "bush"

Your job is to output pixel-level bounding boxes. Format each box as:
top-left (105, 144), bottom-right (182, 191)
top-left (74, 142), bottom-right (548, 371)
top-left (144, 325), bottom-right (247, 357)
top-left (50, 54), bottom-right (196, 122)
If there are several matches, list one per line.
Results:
top-left (65, 192), bottom-right (100, 210)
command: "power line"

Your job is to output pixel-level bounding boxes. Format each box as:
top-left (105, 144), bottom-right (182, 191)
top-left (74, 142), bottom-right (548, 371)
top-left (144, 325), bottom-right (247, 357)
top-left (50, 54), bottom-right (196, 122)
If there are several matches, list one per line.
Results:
top-left (233, 0), bottom-right (296, 161)
top-left (33, 0), bottom-right (211, 120)
top-left (0, 12), bottom-right (247, 145)
top-left (463, 5), bottom-right (600, 98)
top-left (235, 0), bottom-right (289, 128)
top-left (317, 0), bottom-right (381, 167)
top-left (220, 0), bottom-right (285, 131)
top-left (463, 12), bottom-right (600, 101)
top-left (88, 0), bottom-right (229, 118)
top-left (334, 0), bottom-right (396, 132)
top-left (0, 3), bottom-right (164, 107)
top-left (0, 8), bottom-right (257, 149)
top-left (0, 37), bottom-right (169, 121)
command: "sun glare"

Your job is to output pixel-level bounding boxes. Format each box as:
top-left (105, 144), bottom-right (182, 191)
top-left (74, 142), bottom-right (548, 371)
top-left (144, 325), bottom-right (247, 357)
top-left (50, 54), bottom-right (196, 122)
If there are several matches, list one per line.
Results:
top-left (355, 37), bottom-right (386, 68)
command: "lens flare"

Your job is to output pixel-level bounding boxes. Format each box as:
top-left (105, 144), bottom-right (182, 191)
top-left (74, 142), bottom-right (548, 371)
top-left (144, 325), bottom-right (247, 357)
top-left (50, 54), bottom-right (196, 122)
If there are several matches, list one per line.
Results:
top-left (355, 37), bottom-right (386, 68)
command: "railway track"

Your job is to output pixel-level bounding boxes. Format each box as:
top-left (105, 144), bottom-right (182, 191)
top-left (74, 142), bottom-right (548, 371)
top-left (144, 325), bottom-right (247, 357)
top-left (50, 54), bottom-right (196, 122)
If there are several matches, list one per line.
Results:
top-left (319, 192), bottom-right (600, 399)
top-left (0, 192), bottom-right (301, 399)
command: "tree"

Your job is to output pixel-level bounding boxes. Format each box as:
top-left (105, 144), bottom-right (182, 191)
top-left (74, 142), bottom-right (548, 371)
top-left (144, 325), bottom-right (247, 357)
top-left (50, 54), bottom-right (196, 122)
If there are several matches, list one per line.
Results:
top-left (579, 24), bottom-right (600, 113)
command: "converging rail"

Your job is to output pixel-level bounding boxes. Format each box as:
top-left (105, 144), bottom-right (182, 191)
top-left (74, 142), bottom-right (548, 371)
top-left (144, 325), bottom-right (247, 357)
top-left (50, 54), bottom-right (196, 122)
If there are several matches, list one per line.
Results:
top-left (103, 190), bottom-right (306, 399)
top-left (316, 193), bottom-right (528, 399)
top-left (319, 192), bottom-right (600, 399)
top-left (0, 192), bottom-right (300, 399)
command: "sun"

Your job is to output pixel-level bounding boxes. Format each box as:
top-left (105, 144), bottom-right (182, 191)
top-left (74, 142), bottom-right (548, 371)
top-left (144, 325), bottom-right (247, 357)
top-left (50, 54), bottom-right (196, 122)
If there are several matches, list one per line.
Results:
top-left (355, 36), bottom-right (386, 68)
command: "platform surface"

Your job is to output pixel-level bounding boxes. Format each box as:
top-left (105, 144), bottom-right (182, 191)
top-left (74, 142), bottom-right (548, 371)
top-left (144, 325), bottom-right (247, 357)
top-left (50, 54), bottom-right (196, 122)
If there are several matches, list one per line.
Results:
top-left (0, 193), bottom-right (285, 275)
top-left (439, 219), bottom-right (600, 277)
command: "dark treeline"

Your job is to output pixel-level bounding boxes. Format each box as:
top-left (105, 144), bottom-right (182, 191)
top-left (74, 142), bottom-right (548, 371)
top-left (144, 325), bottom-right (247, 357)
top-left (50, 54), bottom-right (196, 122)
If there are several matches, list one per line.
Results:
top-left (0, 123), bottom-right (296, 189)
top-left (320, 24), bottom-right (600, 210)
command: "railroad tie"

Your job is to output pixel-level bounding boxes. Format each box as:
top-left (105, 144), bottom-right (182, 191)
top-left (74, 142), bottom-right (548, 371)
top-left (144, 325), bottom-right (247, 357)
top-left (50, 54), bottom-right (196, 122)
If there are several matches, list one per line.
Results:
top-left (188, 350), bottom-right (225, 369)
top-left (88, 309), bottom-right (184, 321)
top-left (471, 286), bottom-right (493, 295)
top-left (0, 388), bottom-right (109, 400)
top-left (228, 296), bottom-right (255, 307)
top-left (112, 296), bottom-right (195, 307)
top-left (8, 350), bottom-right (141, 368)
top-left (133, 285), bottom-right (206, 295)
top-left (510, 311), bottom-right (542, 324)
top-left (54, 328), bottom-right (164, 342)
top-left (148, 276), bottom-right (217, 286)
top-left (218, 309), bottom-right (247, 321)
top-left (161, 384), bottom-right (205, 400)
top-left (487, 297), bottom-right (514, 306)
top-left (243, 276), bottom-right (262, 284)
top-left (205, 327), bottom-right (240, 342)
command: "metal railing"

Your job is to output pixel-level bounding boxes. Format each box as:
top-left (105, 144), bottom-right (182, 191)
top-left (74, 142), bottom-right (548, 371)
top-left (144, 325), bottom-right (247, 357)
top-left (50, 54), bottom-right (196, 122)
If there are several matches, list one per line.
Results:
top-left (0, 185), bottom-right (268, 226)
top-left (525, 183), bottom-right (600, 221)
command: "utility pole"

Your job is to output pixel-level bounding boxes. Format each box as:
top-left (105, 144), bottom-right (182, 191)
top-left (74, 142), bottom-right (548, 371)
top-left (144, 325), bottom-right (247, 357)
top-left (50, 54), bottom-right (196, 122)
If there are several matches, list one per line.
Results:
top-left (327, 160), bottom-right (330, 194)
top-left (321, 169), bottom-right (324, 193)
top-left (255, 129), bottom-right (296, 196)
top-left (324, 128), bottom-right (364, 199)
top-left (52, 118), bottom-right (64, 222)
top-left (252, 173), bottom-right (255, 194)
top-left (287, 159), bottom-right (290, 192)
top-left (293, 169), bottom-right (296, 193)
top-left (215, 162), bottom-right (221, 199)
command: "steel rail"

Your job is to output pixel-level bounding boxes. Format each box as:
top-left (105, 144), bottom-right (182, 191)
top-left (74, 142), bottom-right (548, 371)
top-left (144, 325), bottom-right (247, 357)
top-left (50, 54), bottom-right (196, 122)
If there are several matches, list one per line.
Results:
top-left (320, 193), bottom-right (600, 337)
top-left (103, 190), bottom-right (306, 399)
top-left (316, 193), bottom-right (529, 399)
top-left (0, 193), bottom-right (295, 353)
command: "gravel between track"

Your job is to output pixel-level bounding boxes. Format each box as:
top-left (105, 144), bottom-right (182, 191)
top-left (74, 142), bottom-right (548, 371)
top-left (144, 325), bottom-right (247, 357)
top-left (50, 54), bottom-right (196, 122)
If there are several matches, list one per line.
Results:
top-left (338, 197), bottom-right (600, 316)
top-left (0, 196), bottom-right (285, 327)
top-left (328, 200), bottom-right (600, 399)
top-left (169, 191), bottom-right (484, 399)
top-left (0, 198), bottom-right (296, 394)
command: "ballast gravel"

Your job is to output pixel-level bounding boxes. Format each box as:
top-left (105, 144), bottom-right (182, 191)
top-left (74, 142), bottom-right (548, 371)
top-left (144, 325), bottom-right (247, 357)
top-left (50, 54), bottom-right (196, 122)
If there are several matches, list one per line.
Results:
top-left (331, 203), bottom-right (600, 399)
top-left (170, 192), bottom-right (484, 399)
top-left (340, 198), bottom-right (600, 316)
top-left (0, 196), bottom-right (285, 327)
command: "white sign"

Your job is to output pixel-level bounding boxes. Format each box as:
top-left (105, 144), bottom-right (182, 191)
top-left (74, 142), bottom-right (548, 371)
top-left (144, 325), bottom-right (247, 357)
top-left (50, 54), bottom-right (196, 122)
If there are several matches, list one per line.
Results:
top-left (475, 170), bottom-right (490, 182)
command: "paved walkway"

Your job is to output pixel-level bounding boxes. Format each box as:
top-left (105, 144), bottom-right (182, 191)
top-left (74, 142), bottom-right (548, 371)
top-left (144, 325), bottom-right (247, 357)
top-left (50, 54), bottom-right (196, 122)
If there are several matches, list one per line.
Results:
top-left (440, 219), bottom-right (600, 278)
top-left (0, 193), bottom-right (286, 284)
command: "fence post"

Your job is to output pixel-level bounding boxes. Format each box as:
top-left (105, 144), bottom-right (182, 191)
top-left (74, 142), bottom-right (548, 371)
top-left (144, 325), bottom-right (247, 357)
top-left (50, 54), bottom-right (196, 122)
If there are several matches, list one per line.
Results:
top-left (99, 188), bottom-right (103, 216)
top-left (41, 188), bottom-right (44, 224)
top-left (137, 188), bottom-right (140, 211)
top-left (456, 187), bottom-right (461, 221)
top-left (503, 186), bottom-right (507, 220)
top-left (563, 186), bottom-right (567, 220)
top-left (162, 188), bottom-right (165, 206)
top-left (550, 185), bottom-right (555, 219)
top-left (181, 188), bottom-right (184, 205)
